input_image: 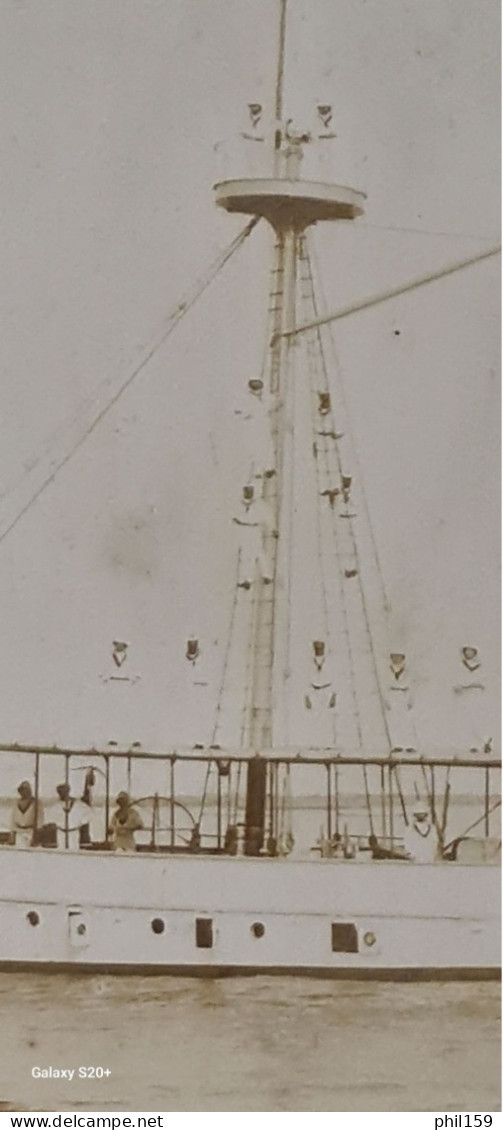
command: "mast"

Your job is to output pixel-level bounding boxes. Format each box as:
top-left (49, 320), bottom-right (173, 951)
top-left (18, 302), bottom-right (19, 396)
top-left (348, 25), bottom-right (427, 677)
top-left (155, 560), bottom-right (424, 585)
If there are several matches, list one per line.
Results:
top-left (273, 0), bottom-right (288, 169)
top-left (214, 0), bottom-right (365, 852)
top-left (243, 0), bottom-right (291, 856)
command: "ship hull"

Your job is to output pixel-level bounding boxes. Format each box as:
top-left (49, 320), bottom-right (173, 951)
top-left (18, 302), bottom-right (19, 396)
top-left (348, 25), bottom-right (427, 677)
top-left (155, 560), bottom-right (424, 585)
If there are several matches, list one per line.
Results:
top-left (0, 848), bottom-right (499, 979)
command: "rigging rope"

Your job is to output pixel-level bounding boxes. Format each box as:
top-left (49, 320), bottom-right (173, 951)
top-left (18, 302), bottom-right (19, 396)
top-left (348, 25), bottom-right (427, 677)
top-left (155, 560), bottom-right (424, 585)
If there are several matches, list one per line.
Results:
top-left (443, 800), bottom-right (501, 852)
top-left (297, 237), bottom-right (338, 749)
top-left (281, 244), bottom-right (501, 340)
top-left (198, 546), bottom-right (247, 827)
top-left (264, 237), bottom-right (288, 749)
top-left (239, 557), bottom-right (259, 752)
top-left (242, 233), bottom-right (288, 751)
top-left (308, 235), bottom-right (391, 622)
top-left (210, 549), bottom-right (242, 746)
top-left (299, 240), bottom-right (365, 753)
top-left (302, 240), bottom-right (393, 753)
top-left (282, 253), bottom-right (298, 745)
top-left (357, 222), bottom-right (498, 244)
top-left (0, 217), bottom-right (260, 550)
top-left (196, 759), bottom-right (213, 828)
top-left (306, 239), bottom-right (430, 827)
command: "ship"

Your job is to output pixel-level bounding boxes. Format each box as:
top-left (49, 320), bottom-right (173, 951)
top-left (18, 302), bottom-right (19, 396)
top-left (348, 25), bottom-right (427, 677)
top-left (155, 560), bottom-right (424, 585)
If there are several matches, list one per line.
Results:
top-left (0, 0), bottom-right (500, 978)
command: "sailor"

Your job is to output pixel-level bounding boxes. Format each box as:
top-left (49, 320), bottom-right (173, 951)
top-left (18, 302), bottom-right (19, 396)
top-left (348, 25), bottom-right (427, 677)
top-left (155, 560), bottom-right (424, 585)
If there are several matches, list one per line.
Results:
top-left (109, 792), bottom-right (144, 852)
top-left (404, 805), bottom-right (438, 863)
top-left (330, 832), bottom-right (345, 859)
top-left (48, 782), bottom-right (92, 851)
top-left (233, 487), bottom-right (278, 586)
top-left (10, 780), bottom-right (43, 848)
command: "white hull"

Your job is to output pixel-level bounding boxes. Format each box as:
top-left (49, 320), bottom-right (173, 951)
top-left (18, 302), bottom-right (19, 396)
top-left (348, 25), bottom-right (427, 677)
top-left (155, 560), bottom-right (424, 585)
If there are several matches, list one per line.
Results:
top-left (0, 848), bottom-right (499, 979)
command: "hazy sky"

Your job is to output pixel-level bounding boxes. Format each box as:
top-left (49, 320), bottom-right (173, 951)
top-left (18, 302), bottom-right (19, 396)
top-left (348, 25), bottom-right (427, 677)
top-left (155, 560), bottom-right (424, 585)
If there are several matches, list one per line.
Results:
top-left (0, 0), bottom-right (499, 755)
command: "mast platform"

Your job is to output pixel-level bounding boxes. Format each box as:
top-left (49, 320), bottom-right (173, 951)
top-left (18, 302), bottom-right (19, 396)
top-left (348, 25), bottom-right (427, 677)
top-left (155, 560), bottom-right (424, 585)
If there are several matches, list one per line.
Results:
top-left (214, 177), bottom-right (365, 229)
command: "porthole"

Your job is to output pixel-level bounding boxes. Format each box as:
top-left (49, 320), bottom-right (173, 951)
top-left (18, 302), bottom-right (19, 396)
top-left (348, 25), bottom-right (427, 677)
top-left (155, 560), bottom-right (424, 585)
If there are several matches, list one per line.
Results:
top-left (76, 923), bottom-right (87, 936)
top-left (363, 931), bottom-right (376, 947)
top-left (251, 921), bottom-right (265, 938)
top-left (151, 917), bottom-right (165, 935)
top-left (26, 910), bottom-right (40, 927)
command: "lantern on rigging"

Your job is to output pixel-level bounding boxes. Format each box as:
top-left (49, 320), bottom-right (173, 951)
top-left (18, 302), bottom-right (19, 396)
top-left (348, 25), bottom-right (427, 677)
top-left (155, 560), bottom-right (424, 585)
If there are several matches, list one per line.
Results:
top-left (312, 640), bottom-right (326, 671)
top-left (242, 484), bottom-right (255, 507)
top-left (186, 638), bottom-right (200, 665)
top-left (317, 392), bottom-right (331, 416)
top-left (390, 652), bottom-right (406, 681)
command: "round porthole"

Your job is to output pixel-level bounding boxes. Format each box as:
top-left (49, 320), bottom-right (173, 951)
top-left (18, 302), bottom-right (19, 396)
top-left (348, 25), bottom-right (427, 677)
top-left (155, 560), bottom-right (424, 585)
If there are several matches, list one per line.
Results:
top-left (151, 917), bottom-right (165, 935)
top-left (251, 921), bottom-right (265, 938)
top-left (26, 910), bottom-right (40, 927)
top-left (363, 931), bottom-right (376, 947)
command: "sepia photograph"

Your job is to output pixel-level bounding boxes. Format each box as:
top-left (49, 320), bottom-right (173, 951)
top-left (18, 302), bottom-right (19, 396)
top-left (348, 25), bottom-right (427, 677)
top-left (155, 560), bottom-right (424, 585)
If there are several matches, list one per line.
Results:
top-left (0, 0), bottom-right (500, 1114)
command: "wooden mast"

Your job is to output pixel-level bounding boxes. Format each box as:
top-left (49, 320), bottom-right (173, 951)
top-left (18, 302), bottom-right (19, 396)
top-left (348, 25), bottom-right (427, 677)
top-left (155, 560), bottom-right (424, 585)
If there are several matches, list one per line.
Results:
top-left (244, 0), bottom-right (292, 853)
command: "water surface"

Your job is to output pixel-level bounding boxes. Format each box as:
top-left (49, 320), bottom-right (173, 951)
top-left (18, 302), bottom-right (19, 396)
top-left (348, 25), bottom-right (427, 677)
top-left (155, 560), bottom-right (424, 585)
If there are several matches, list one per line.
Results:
top-left (0, 974), bottom-right (499, 1112)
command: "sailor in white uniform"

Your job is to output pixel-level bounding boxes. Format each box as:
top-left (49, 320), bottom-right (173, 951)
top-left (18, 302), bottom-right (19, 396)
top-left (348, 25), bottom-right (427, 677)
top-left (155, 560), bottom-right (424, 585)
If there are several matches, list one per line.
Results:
top-left (48, 782), bottom-right (92, 850)
top-left (10, 780), bottom-right (43, 848)
top-left (233, 486), bottom-right (278, 586)
top-left (404, 805), bottom-right (438, 863)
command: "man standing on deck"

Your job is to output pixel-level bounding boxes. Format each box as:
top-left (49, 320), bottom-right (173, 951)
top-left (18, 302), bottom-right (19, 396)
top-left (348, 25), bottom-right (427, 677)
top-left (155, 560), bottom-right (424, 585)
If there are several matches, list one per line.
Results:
top-left (404, 805), bottom-right (438, 863)
top-left (109, 792), bottom-right (144, 852)
top-left (10, 780), bottom-right (43, 848)
top-left (48, 778), bottom-right (93, 850)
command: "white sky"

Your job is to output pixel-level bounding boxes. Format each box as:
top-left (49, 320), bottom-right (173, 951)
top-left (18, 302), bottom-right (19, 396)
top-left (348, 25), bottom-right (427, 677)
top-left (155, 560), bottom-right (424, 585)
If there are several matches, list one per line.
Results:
top-left (0, 0), bottom-right (499, 754)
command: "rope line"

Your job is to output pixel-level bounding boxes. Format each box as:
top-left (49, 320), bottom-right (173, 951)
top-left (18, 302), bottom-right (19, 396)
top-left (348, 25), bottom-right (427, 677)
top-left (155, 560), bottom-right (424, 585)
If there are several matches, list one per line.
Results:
top-left (308, 235), bottom-right (391, 621)
top-left (299, 244), bottom-right (364, 751)
top-left (297, 237), bottom-right (338, 749)
top-left (282, 276), bottom-right (298, 745)
top-left (247, 232), bottom-right (289, 750)
top-left (282, 244), bottom-right (501, 339)
top-left (309, 238), bottom-right (425, 764)
top-left (358, 222), bottom-right (499, 243)
top-left (239, 575), bottom-right (257, 750)
top-left (210, 548), bottom-right (243, 747)
top-left (302, 240), bottom-right (393, 752)
top-left (0, 218), bottom-right (259, 550)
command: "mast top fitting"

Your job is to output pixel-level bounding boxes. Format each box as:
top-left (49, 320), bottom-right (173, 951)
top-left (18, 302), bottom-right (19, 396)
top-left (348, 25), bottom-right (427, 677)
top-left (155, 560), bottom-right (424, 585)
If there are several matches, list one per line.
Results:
top-left (214, 176), bottom-right (365, 232)
top-left (214, 113), bottom-right (365, 232)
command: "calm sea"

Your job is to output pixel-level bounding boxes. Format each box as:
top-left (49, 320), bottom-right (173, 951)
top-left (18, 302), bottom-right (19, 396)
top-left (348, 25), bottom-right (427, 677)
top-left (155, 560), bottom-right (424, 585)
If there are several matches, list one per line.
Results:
top-left (0, 973), bottom-right (499, 1112)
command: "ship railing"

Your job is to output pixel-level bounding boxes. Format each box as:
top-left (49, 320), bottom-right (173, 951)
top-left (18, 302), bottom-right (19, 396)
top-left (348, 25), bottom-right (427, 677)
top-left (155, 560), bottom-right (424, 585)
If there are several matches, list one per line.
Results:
top-left (0, 744), bottom-right (500, 859)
